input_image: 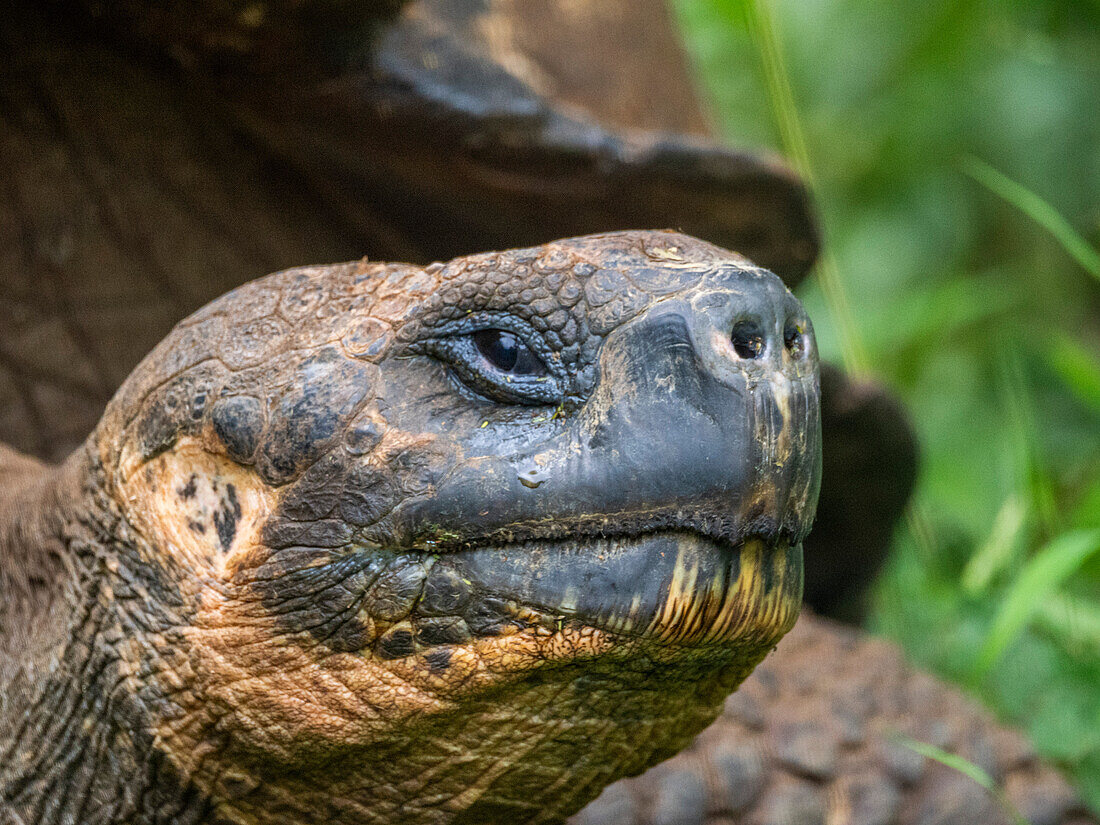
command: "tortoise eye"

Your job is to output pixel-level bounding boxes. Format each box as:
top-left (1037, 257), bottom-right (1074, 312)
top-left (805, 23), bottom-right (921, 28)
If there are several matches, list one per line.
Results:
top-left (415, 321), bottom-right (562, 406)
top-left (473, 329), bottom-right (548, 377)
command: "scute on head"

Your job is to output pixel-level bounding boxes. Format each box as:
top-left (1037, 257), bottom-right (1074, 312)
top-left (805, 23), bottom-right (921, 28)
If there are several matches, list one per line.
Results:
top-left (90, 230), bottom-right (820, 823)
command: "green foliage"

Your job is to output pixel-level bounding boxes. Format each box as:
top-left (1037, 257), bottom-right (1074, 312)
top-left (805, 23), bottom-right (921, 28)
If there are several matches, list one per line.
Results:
top-left (961, 494), bottom-right (1028, 595)
top-left (674, 0), bottom-right (1100, 811)
top-left (973, 528), bottom-right (1100, 676)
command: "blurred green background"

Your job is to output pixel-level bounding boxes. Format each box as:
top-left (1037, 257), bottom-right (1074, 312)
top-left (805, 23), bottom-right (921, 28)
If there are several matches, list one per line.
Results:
top-left (673, 0), bottom-right (1100, 810)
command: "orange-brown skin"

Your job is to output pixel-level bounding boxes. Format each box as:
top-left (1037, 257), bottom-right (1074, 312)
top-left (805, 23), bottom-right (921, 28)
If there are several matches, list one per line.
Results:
top-left (1, 230), bottom-right (820, 824)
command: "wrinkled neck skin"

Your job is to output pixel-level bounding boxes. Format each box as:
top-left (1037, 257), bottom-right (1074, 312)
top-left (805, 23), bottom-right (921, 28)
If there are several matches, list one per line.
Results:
top-left (0, 445), bottom-right (188, 823)
top-left (0, 445), bottom-right (85, 712)
top-left (0, 444), bottom-right (765, 825)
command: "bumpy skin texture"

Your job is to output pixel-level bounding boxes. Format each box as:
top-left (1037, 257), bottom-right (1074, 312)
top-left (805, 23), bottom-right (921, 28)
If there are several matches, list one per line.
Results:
top-left (574, 614), bottom-right (1098, 825)
top-left (1, 231), bottom-right (820, 824)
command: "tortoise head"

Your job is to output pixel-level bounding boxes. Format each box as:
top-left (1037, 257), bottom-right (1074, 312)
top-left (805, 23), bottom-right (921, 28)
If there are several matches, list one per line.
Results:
top-left (91, 230), bottom-right (821, 823)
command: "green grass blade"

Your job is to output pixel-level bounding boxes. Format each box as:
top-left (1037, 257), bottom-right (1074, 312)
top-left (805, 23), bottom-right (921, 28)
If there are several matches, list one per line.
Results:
top-left (962, 495), bottom-right (1028, 596)
top-left (962, 156), bottom-right (1100, 282)
top-left (1037, 592), bottom-right (1100, 655)
top-left (892, 734), bottom-right (1030, 825)
top-left (974, 528), bottom-right (1100, 677)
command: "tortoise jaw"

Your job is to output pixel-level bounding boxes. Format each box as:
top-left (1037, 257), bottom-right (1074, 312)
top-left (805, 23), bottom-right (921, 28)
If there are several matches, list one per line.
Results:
top-left (441, 532), bottom-right (802, 649)
top-left (307, 532), bottom-right (802, 667)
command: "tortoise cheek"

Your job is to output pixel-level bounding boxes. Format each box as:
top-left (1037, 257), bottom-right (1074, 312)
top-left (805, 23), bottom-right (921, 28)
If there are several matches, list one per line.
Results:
top-left (116, 437), bottom-right (277, 577)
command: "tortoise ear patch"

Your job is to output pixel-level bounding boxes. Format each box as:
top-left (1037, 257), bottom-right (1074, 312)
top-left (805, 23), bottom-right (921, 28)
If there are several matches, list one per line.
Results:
top-left (117, 437), bottom-right (277, 574)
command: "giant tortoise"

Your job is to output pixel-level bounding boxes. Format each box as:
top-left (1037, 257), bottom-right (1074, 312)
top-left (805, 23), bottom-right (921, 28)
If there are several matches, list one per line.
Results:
top-left (0, 1), bottom-right (1094, 824)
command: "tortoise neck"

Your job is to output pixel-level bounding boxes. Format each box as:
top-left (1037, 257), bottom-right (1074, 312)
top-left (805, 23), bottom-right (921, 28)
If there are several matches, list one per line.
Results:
top-left (0, 445), bottom-right (212, 822)
top-left (0, 444), bottom-right (77, 665)
top-left (0, 445), bottom-right (91, 815)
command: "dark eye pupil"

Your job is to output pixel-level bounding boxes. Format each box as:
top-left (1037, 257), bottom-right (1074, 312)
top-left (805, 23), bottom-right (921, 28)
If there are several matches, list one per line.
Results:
top-left (474, 329), bottom-right (519, 371)
top-left (472, 329), bottom-right (547, 377)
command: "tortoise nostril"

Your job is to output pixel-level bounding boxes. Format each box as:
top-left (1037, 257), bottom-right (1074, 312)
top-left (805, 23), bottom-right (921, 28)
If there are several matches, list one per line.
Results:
top-left (784, 320), bottom-right (806, 359)
top-left (731, 321), bottom-right (765, 360)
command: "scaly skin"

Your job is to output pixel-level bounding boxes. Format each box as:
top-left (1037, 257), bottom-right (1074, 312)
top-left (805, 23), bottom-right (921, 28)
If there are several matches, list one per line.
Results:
top-left (0, 230), bottom-right (821, 824)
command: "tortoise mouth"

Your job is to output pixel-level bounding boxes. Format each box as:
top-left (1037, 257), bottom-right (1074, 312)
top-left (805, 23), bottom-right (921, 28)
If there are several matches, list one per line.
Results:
top-left (406, 531), bottom-right (802, 651)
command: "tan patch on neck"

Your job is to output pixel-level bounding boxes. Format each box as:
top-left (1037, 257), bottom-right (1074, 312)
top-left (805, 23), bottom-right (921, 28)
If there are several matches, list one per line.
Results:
top-left (116, 437), bottom-right (276, 575)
